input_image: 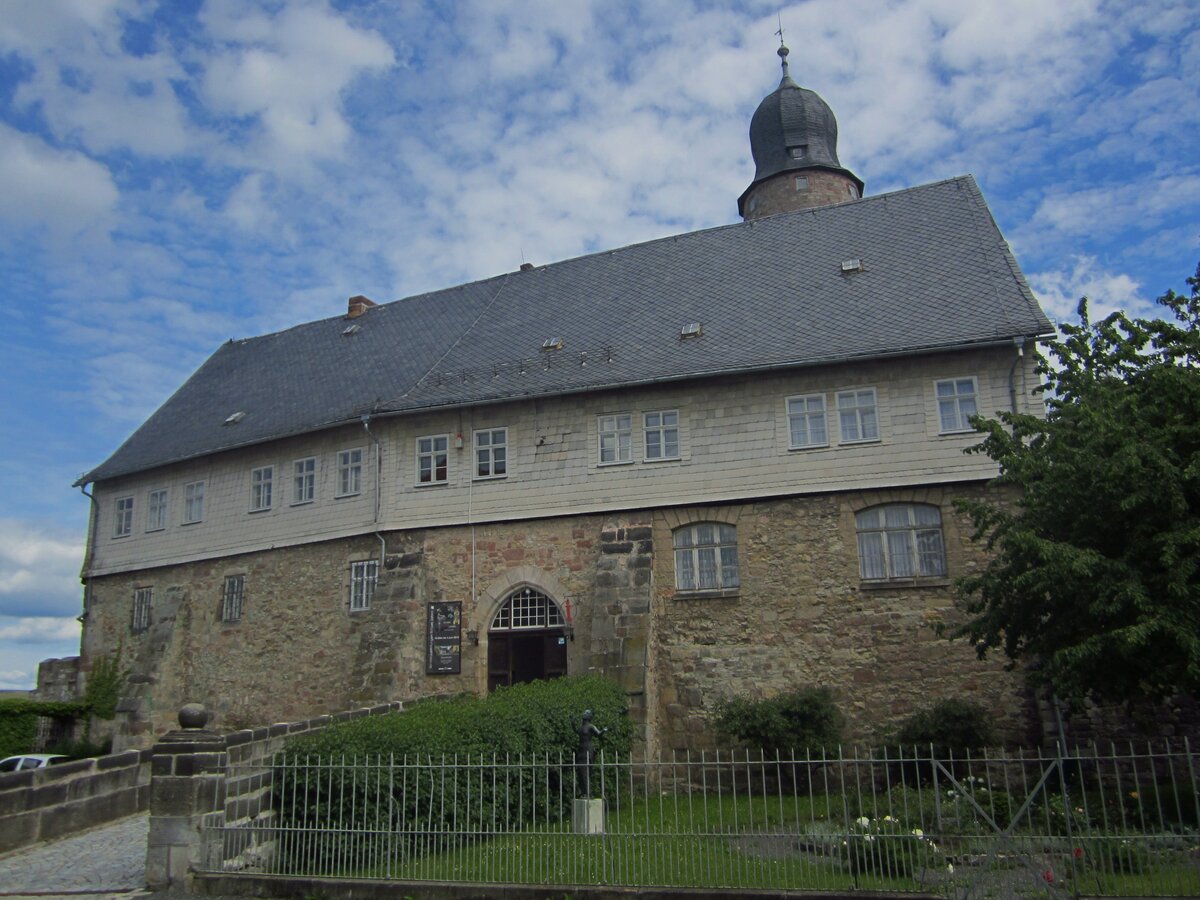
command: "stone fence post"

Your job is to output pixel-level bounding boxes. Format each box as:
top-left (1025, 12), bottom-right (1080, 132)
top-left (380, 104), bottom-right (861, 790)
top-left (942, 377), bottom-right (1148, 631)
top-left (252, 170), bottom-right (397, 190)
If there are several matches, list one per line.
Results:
top-left (146, 703), bottom-right (226, 890)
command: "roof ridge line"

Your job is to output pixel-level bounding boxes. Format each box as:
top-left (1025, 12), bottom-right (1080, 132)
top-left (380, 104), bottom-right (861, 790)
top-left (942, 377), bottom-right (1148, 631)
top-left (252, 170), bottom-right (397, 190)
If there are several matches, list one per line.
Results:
top-left (387, 273), bottom-right (515, 406)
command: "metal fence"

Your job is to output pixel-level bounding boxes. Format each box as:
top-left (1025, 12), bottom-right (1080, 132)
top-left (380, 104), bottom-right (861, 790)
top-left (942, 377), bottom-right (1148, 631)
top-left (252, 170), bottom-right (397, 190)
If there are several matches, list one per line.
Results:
top-left (199, 741), bottom-right (1200, 898)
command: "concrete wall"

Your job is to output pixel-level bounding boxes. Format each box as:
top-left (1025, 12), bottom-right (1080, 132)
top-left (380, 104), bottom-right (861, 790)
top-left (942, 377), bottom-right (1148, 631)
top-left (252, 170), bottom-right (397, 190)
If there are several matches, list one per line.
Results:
top-left (0, 749), bottom-right (150, 853)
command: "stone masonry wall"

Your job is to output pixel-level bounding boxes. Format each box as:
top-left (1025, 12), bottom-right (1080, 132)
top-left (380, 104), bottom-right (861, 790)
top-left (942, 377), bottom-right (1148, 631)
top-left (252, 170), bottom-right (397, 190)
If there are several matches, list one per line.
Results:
top-left (0, 748), bottom-right (150, 853)
top-left (82, 513), bottom-right (655, 749)
top-left (650, 484), bottom-right (1037, 753)
top-left (81, 483), bottom-right (1045, 755)
top-left (743, 168), bottom-right (860, 219)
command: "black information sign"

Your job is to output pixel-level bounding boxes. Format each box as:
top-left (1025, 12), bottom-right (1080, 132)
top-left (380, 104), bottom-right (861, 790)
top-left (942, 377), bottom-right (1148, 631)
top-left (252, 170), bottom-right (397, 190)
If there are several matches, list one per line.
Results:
top-left (426, 601), bottom-right (462, 675)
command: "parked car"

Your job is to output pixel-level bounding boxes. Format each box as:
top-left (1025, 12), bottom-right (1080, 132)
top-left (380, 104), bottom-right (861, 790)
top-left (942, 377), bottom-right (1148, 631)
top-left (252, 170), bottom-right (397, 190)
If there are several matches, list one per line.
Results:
top-left (0, 754), bottom-right (69, 772)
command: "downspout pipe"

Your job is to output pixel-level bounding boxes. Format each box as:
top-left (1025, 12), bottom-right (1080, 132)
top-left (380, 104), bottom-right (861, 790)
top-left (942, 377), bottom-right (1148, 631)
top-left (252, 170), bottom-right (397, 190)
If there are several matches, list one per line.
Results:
top-left (1008, 335), bottom-right (1027, 416)
top-left (361, 415), bottom-right (386, 568)
top-left (77, 484), bottom-right (97, 621)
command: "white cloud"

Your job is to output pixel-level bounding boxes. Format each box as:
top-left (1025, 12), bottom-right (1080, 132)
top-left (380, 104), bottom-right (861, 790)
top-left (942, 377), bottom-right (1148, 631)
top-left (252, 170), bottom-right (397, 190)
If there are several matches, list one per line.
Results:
top-left (1028, 256), bottom-right (1148, 323)
top-left (2, 1), bottom-right (198, 159)
top-left (0, 617), bottom-right (81, 643)
top-left (0, 519), bottom-right (84, 618)
top-left (0, 124), bottom-right (117, 236)
top-left (200, 1), bottom-right (394, 171)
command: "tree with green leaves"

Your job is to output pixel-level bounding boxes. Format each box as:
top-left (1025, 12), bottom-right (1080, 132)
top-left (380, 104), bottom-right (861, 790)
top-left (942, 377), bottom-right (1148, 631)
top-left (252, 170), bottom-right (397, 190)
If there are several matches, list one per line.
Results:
top-left (953, 263), bottom-right (1200, 704)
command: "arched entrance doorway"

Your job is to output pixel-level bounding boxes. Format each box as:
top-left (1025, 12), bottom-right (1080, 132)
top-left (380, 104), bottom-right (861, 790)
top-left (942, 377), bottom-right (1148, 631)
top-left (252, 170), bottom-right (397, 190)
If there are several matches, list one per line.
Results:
top-left (487, 587), bottom-right (568, 691)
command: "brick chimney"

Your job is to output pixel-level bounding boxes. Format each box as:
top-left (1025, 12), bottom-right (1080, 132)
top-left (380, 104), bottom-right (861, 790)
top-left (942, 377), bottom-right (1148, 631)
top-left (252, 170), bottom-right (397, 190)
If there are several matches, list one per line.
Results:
top-left (346, 295), bottom-right (376, 319)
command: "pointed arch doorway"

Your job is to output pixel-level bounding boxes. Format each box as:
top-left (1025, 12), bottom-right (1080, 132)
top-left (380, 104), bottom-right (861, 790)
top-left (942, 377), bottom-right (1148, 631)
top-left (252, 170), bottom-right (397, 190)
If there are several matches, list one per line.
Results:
top-left (487, 587), bottom-right (568, 691)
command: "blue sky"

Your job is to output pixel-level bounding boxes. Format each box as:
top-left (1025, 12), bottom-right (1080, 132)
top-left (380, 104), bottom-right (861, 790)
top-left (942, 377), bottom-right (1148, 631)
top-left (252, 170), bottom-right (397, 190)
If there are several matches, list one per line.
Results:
top-left (0, 0), bottom-right (1197, 690)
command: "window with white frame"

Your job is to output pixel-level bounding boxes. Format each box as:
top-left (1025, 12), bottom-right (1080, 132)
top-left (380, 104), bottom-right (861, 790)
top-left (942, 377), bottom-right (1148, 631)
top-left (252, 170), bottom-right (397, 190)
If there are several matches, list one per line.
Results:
top-left (936, 377), bottom-right (979, 433)
top-left (787, 394), bottom-right (828, 448)
top-left (349, 560), bottom-right (378, 611)
top-left (598, 414), bottom-right (633, 464)
top-left (221, 574), bottom-right (245, 622)
top-left (113, 497), bottom-right (133, 538)
top-left (837, 388), bottom-right (879, 443)
top-left (491, 587), bottom-right (564, 629)
top-left (674, 523), bottom-right (740, 592)
top-left (337, 448), bottom-right (363, 497)
top-left (856, 504), bottom-right (947, 581)
top-left (293, 457), bottom-right (316, 504)
top-left (474, 428), bottom-right (508, 478)
top-left (132, 587), bottom-right (152, 633)
top-left (250, 466), bottom-right (273, 511)
top-left (183, 482), bottom-right (205, 524)
top-left (146, 489), bottom-right (168, 532)
top-left (644, 410), bottom-right (679, 460)
top-left (417, 435), bottom-right (449, 484)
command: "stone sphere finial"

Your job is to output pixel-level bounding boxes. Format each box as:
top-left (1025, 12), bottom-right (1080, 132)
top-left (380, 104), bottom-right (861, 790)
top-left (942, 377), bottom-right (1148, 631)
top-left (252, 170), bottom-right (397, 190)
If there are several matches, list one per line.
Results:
top-left (178, 703), bottom-right (209, 729)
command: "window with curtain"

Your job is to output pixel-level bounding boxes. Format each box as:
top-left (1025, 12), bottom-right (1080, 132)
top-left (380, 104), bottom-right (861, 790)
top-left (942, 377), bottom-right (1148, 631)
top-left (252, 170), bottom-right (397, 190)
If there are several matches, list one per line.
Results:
top-left (674, 523), bottom-right (740, 592)
top-left (855, 504), bottom-right (946, 580)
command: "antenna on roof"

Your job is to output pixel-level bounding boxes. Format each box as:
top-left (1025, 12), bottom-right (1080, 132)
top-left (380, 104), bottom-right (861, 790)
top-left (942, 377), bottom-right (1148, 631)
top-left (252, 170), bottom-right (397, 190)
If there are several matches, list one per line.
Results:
top-left (775, 15), bottom-right (790, 79)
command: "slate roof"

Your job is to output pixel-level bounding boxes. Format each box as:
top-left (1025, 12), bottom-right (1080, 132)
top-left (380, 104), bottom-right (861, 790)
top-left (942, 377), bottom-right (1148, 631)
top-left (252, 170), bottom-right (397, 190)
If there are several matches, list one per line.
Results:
top-left (743, 72), bottom-right (863, 196)
top-left (79, 175), bottom-right (1052, 485)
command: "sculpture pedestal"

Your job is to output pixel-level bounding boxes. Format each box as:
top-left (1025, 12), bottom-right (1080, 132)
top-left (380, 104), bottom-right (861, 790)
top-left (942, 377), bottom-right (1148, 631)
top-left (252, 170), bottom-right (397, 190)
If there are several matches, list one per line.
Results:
top-left (572, 798), bottom-right (605, 835)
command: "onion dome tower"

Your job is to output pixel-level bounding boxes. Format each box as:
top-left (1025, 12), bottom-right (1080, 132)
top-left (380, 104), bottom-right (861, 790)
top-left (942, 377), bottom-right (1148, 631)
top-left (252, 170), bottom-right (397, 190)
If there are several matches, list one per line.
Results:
top-left (738, 43), bottom-right (864, 220)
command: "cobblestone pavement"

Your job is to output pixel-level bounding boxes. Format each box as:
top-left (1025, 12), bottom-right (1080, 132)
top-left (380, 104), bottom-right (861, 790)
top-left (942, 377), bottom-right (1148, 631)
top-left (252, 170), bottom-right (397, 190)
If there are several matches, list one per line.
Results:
top-left (0, 813), bottom-right (147, 896)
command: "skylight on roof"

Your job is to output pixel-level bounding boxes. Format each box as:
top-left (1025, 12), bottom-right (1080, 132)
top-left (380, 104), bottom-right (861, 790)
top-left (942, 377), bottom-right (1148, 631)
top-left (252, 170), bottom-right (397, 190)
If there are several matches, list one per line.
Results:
top-left (841, 258), bottom-right (864, 273)
top-left (541, 337), bottom-right (563, 351)
top-left (224, 411), bottom-right (246, 425)
top-left (343, 323), bottom-right (361, 336)
top-left (680, 322), bottom-right (703, 339)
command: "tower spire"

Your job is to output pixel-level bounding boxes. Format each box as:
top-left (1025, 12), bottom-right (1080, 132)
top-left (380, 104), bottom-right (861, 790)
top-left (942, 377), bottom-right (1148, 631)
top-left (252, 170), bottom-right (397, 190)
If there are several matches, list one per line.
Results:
top-left (775, 17), bottom-right (791, 81)
top-left (737, 41), bottom-right (864, 220)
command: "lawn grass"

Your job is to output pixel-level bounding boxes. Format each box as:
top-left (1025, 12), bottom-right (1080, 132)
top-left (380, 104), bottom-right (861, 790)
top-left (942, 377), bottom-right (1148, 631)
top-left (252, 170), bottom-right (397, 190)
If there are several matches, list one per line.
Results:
top-left (271, 787), bottom-right (1200, 896)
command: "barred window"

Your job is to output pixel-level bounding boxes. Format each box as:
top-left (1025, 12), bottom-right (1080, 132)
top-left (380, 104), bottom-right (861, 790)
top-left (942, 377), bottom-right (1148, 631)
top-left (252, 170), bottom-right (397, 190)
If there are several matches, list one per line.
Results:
top-left (674, 523), bottom-right (740, 592)
top-left (856, 504), bottom-right (946, 580)
top-left (221, 575), bottom-right (245, 622)
top-left (350, 560), bottom-right (378, 611)
top-left (491, 587), bottom-right (565, 630)
top-left (337, 448), bottom-right (363, 497)
top-left (132, 587), bottom-right (152, 633)
top-left (113, 497), bottom-right (133, 538)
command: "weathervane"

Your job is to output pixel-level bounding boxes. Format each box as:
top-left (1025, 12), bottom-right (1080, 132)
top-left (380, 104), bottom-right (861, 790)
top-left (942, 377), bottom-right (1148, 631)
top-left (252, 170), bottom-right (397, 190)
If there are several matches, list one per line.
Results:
top-left (775, 14), bottom-right (790, 78)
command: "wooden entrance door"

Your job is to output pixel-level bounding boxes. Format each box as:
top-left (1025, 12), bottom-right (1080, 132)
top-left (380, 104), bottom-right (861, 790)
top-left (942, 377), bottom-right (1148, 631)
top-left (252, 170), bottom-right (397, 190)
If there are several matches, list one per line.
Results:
top-left (487, 629), bottom-right (568, 691)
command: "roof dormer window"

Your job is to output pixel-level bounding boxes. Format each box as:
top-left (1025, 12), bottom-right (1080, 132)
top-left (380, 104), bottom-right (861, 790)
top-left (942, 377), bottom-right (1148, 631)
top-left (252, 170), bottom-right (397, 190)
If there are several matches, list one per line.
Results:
top-left (789, 145), bottom-right (808, 159)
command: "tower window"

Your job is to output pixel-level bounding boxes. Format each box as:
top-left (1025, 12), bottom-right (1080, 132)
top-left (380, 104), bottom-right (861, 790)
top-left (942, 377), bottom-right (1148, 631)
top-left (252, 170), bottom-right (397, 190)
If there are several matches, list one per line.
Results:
top-left (789, 145), bottom-right (808, 159)
top-left (795, 176), bottom-right (810, 192)
top-left (848, 184), bottom-right (859, 198)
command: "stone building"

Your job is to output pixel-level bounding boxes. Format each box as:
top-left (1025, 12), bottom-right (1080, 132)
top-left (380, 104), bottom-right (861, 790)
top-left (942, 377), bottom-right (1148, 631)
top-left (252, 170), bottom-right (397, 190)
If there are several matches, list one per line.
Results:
top-left (69, 48), bottom-right (1053, 752)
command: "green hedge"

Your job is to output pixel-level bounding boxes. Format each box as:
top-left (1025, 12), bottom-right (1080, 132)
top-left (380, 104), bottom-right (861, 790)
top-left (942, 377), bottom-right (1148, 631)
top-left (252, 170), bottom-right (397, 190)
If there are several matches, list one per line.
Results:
top-left (274, 676), bottom-right (631, 871)
top-left (713, 686), bottom-right (844, 755)
top-left (0, 698), bottom-right (88, 758)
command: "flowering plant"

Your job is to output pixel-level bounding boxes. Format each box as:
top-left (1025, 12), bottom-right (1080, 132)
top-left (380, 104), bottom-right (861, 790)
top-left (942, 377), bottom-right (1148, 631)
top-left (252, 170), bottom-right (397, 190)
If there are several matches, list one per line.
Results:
top-left (842, 814), bottom-right (945, 881)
